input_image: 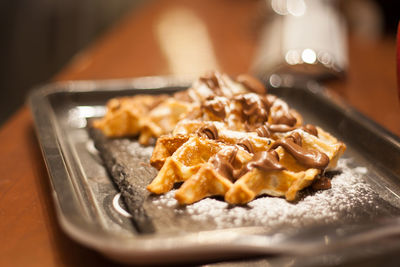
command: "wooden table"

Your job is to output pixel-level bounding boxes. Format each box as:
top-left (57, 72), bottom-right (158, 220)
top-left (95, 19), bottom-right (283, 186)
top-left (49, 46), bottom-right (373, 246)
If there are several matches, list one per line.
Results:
top-left (1, 0), bottom-right (399, 266)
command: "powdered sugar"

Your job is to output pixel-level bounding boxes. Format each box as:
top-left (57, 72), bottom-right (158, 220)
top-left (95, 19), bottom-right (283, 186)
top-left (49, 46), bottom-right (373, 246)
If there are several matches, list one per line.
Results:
top-left (149, 158), bottom-right (397, 231)
top-left (127, 141), bottom-right (154, 158)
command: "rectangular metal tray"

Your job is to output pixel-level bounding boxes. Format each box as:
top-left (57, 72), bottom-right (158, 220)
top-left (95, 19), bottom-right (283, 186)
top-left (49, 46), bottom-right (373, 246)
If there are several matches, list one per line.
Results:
top-left (29, 77), bottom-right (400, 265)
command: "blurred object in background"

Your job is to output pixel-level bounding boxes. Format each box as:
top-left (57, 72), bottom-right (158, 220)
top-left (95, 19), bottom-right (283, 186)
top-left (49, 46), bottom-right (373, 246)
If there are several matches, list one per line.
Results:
top-left (341, 0), bottom-right (399, 39)
top-left (0, 0), bottom-right (397, 127)
top-left (374, 0), bottom-right (399, 36)
top-left (252, 0), bottom-right (348, 87)
top-left (155, 7), bottom-right (220, 78)
top-left (0, 0), bottom-right (142, 126)
top-left (252, 0), bottom-right (399, 87)
top-left (340, 0), bottom-right (383, 41)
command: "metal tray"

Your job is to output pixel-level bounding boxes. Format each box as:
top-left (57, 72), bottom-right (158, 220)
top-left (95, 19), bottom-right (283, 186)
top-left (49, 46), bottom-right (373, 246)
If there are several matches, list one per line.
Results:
top-left (28, 77), bottom-right (400, 265)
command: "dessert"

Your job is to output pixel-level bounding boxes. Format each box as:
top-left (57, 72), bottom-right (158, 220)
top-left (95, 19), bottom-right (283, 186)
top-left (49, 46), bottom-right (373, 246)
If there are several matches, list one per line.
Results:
top-left (94, 72), bottom-right (346, 205)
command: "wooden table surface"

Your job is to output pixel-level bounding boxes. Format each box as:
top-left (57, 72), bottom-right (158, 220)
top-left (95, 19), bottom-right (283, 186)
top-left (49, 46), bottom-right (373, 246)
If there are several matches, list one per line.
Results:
top-left (1, 0), bottom-right (399, 266)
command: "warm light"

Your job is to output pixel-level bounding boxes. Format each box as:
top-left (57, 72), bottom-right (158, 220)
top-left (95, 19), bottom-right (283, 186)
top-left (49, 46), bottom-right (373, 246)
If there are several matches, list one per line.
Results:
top-left (271, 0), bottom-right (306, 16)
top-left (269, 74), bottom-right (282, 88)
top-left (285, 50), bottom-right (301, 65)
top-left (271, 0), bottom-right (288, 15)
top-left (155, 8), bottom-right (219, 76)
top-left (68, 106), bottom-right (105, 128)
top-left (287, 0), bottom-right (306, 17)
top-left (301, 49), bottom-right (317, 64)
top-left (318, 52), bottom-right (332, 66)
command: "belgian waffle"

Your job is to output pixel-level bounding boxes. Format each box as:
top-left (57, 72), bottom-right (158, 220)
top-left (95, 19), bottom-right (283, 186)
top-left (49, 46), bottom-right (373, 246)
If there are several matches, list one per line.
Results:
top-left (94, 72), bottom-right (346, 205)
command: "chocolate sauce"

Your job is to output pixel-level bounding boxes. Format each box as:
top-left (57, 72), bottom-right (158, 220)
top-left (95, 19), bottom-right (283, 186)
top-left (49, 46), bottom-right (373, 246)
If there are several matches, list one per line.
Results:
top-left (199, 72), bottom-right (224, 95)
top-left (255, 122), bottom-right (317, 138)
top-left (270, 100), bottom-right (297, 126)
top-left (256, 124), bottom-right (271, 137)
top-left (210, 147), bottom-right (238, 181)
top-left (269, 134), bottom-right (329, 169)
top-left (212, 145), bottom-right (286, 180)
top-left (237, 138), bottom-right (255, 154)
top-left (312, 176), bottom-right (332, 190)
top-left (197, 124), bottom-right (219, 140)
top-left (302, 124), bottom-right (318, 137)
top-left (244, 151), bottom-right (285, 173)
top-left (255, 123), bottom-right (294, 137)
top-left (200, 72), bottom-right (219, 89)
top-left (203, 96), bottom-right (227, 118)
top-left (234, 93), bottom-right (268, 125)
top-left (288, 132), bottom-right (302, 146)
top-left (268, 124), bottom-right (296, 132)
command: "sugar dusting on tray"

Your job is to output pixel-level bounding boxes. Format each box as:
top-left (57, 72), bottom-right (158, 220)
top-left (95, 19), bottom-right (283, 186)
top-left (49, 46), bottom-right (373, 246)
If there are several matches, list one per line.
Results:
top-left (150, 158), bottom-right (392, 230)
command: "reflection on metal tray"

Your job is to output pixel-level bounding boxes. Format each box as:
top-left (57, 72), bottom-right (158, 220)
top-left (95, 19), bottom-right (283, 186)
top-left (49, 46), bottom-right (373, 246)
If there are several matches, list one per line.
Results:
top-left (28, 77), bottom-right (400, 265)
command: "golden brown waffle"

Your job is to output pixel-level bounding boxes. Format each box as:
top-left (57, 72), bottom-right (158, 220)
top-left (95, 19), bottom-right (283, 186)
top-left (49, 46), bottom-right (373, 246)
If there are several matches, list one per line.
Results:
top-left (147, 123), bottom-right (346, 204)
top-left (93, 72), bottom-right (251, 144)
top-left (93, 95), bottom-right (168, 138)
top-left (224, 129), bottom-right (346, 204)
top-left (94, 71), bottom-right (346, 205)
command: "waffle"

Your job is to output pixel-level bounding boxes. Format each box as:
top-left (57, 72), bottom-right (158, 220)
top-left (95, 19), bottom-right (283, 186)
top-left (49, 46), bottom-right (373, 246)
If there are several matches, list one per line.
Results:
top-left (147, 123), bottom-right (345, 204)
top-left (94, 72), bottom-right (250, 144)
top-left (94, 72), bottom-right (346, 205)
top-left (93, 94), bottom-right (167, 138)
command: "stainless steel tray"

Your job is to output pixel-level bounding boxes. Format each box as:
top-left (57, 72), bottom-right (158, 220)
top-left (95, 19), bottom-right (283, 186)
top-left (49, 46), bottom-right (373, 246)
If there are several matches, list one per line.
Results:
top-left (28, 77), bottom-right (400, 265)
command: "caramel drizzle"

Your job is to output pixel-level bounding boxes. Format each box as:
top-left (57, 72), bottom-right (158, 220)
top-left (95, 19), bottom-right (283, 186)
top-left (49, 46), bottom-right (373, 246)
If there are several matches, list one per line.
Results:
top-left (269, 133), bottom-right (329, 169)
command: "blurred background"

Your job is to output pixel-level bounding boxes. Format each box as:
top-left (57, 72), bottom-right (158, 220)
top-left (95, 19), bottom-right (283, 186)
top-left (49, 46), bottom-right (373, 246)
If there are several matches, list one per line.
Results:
top-left (0, 0), bottom-right (398, 126)
top-left (0, 0), bottom-right (144, 125)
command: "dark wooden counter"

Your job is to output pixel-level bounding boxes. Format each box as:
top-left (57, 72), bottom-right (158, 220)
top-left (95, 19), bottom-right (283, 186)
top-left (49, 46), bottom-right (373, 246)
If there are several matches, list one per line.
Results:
top-left (0, 0), bottom-right (399, 266)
